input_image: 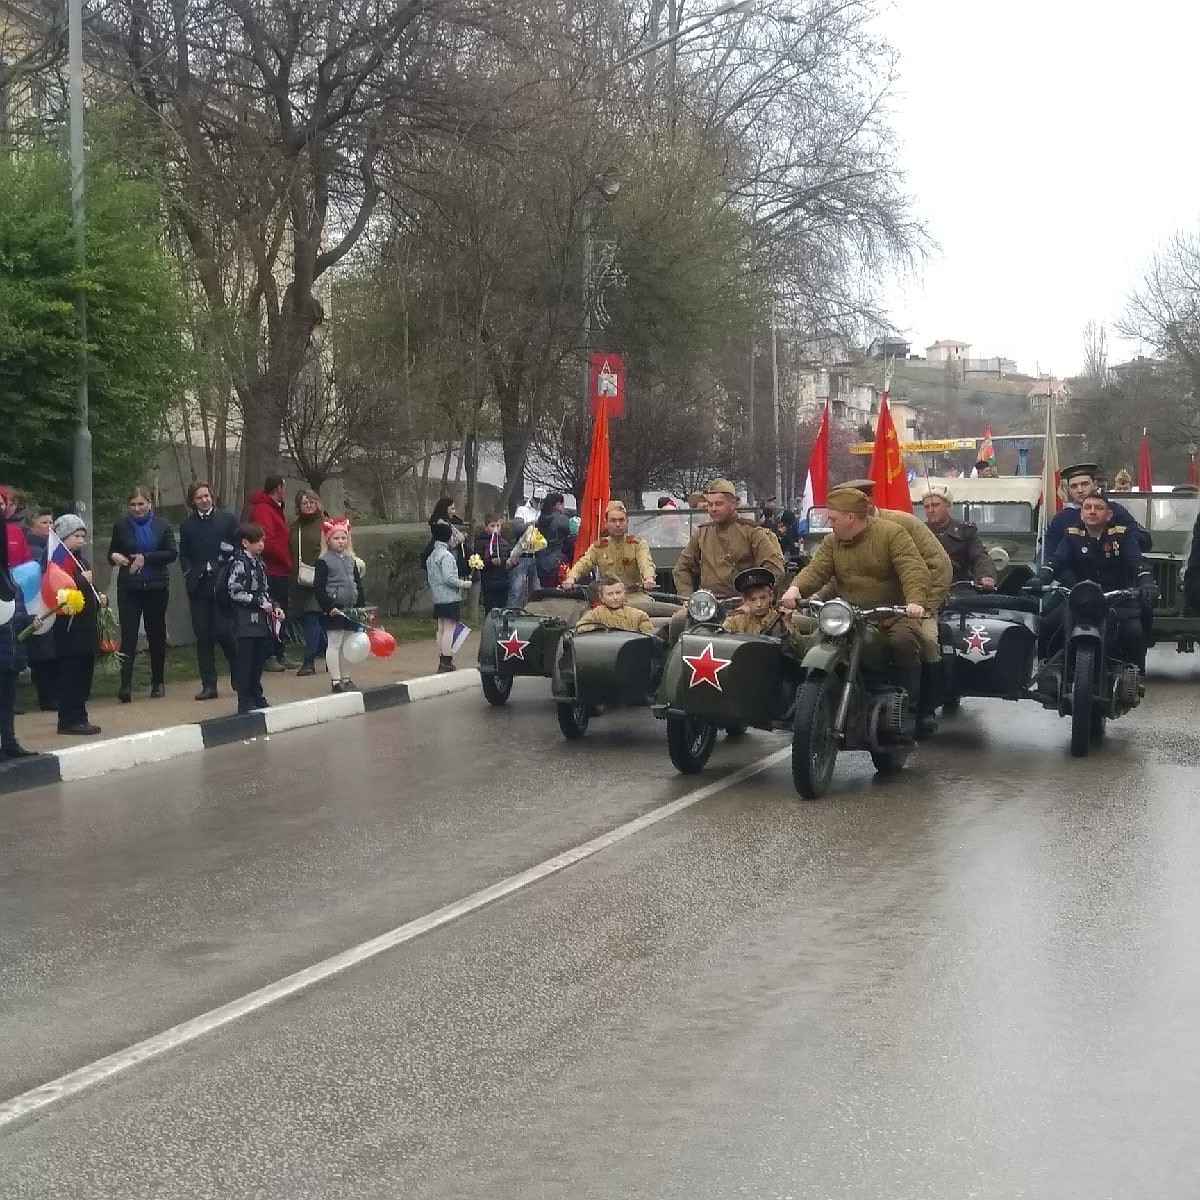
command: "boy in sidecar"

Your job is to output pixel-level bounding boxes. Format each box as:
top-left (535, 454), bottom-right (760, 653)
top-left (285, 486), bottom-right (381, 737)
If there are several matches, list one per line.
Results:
top-left (721, 568), bottom-right (813, 653)
top-left (574, 575), bottom-right (655, 635)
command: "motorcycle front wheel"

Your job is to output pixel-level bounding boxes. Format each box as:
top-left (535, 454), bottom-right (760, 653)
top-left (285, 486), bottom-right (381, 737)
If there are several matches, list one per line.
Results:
top-left (666, 715), bottom-right (717, 775)
top-left (792, 670), bottom-right (841, 799)
top-left (1070, 644), bottom-right (1097, 757)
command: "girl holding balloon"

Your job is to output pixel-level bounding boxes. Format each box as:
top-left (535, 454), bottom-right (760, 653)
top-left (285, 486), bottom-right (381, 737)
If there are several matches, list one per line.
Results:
top-left (47, 515), bottom-right (107, 736)
top-left (314, 518), bottom-right (368, 693)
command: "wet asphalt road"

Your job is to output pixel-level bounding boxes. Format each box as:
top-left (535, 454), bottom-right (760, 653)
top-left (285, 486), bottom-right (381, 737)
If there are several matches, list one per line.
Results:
top-left (2, 651), bottom-right (1200, 1198)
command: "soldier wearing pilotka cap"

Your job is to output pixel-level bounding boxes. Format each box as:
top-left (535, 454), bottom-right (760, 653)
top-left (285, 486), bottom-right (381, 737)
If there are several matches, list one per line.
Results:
top-left (560, 500), bottom-right (657, 591)
top-left (781, 486), bottom-right (929, 735)
top-left (668, 477), bottom-right (785, 640)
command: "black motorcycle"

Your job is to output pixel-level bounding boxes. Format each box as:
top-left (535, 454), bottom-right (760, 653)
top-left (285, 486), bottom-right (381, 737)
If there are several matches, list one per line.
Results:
top-left (790, 599), bottom-right (917, 799)
top-left (1030, 582), bottom-right (1145, 757)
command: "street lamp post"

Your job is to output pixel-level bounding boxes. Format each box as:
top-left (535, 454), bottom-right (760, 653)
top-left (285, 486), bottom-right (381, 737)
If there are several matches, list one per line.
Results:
top-left (68, 0), bottom-right (92, 546)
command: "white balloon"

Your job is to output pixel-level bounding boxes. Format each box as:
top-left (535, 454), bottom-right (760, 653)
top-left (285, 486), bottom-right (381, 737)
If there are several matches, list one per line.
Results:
top-left (0, 597), bottom-right (14, 626)
top-left (342, 630), bottom-right (371, 664)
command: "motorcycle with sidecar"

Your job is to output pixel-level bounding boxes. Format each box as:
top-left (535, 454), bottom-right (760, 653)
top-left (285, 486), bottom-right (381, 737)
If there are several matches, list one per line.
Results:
top-left (938, 580), bottom-right (1144, 757)
top-left (652, 589), bottom-right (808, 776)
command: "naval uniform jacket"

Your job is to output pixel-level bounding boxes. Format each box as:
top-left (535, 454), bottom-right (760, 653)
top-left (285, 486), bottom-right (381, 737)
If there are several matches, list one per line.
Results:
top-left (1049, 520), bottom-right (1149, 617)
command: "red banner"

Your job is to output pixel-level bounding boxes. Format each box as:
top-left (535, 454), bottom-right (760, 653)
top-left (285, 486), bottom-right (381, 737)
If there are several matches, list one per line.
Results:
top-left (867, 392), bottom-right (912, 513)
top-left (590, 353), bottom-right (625, 418)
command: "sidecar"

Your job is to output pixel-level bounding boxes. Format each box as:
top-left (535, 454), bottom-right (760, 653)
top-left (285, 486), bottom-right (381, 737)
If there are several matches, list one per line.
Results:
top-left (550, 624), bottom-right (670, 739)
top-left (938, 586), bottom-right (1041, 712)
top-left (651, 591), bottom-right (807, 774)
top-left (477, 591), bottom-right (586, 706)
top-left (478, 587), bottom-right (681, 706)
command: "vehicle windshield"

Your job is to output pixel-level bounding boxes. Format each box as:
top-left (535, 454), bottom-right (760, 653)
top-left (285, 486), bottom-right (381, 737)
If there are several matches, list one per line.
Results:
top-left (966, 502), bottom-right (1035, 533)
top-left (1147, 497), bottom-right (1200, 532)
top-left (627, 511), bottom-right (696, 547)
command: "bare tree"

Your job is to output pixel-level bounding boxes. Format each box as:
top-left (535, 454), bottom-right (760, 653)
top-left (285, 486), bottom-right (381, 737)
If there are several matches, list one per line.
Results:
top-left (1082, 319), bottom-right (1108, 384)
top-left (94, 0), bottom-right (498, 501)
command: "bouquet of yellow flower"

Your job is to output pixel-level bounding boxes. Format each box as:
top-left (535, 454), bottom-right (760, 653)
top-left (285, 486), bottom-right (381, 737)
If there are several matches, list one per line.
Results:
top-left (468, 553), bottom-right (485, 571)
top-left (528, 528), bottom-right (547, 552)
top-left (18, 587), bottom-right (85, 641)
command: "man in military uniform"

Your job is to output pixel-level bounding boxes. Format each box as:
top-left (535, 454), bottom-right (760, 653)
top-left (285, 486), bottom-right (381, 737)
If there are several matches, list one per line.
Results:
top-left (561, 501), bottom-right (657, 591)
top-left (1039, 491), bottom-right (1157, 671)
top-left (780, 487), bottom-right (929, 729)
top-left (921, 485), bottom-right (996, 588)
top-left (669, 478), bottom-right (786, 640)
top-left (837, 478), bottom-right (951, 735)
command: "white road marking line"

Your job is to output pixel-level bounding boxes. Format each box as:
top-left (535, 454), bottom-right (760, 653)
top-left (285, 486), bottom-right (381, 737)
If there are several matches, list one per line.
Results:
top-left (0, 746), bottom-right (791, 1129)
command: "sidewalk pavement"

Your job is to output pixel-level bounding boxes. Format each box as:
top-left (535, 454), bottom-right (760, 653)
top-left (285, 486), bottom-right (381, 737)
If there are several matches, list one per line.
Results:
top-left (1, 633), bottom-right (483, 796)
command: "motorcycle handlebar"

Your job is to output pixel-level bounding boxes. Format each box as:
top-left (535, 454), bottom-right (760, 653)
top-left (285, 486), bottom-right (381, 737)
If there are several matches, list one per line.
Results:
top-left (800, 599), bottom-right (913, 618)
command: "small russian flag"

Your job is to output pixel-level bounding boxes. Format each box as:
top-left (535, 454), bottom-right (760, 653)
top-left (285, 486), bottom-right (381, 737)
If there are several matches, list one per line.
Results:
top-left (47, 529), bottom-right (75, 569)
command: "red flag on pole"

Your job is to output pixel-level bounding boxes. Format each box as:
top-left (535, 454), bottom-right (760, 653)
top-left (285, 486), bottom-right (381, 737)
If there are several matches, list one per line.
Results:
top-left (799, 401), bottom-right (830, 516)
top-left (1138, 429), bottom-right (1153, 491)
top-left (572, 394), bottom-right (612, 563)
top-left (979, 426), bottom-right (995, 467)
top-left (867, 392), bottom-right (911, 512)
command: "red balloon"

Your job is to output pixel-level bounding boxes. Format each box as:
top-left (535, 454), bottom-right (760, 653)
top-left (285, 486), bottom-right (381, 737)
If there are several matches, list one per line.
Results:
top-left (367, 627), bottom-right (397, 658)
top-left (41, 562), bottom-right (76, 609)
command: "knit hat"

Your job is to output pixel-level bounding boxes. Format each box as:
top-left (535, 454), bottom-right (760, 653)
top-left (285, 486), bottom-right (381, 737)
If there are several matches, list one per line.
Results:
top-left (53, 513), bottom-right (86, 539)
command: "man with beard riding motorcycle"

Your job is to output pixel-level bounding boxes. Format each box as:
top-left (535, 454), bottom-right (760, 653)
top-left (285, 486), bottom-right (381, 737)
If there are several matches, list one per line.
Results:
top-left (668, 478), bottom-right (786, 640)
top-left (1032, 490), bottom-right (1156, 674)
top-left (780, 487), bottom-right (931, 736)
top-left (831, 478), bottom-right (952, 737)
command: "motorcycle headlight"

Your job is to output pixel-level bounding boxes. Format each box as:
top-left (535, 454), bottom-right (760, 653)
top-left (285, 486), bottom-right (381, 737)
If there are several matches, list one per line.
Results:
top-left (688, 589), bottom-right (720, 623)
top-left (817, 600), bottom-right (854, 637)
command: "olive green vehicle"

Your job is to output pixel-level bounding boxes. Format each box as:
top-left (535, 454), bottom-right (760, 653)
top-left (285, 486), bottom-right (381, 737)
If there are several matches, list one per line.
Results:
top-left (1109, 491), bottom-right (1200, 654)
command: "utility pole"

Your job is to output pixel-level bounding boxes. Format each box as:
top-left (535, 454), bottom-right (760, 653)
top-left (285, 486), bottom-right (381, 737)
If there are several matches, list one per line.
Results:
top-left (771, 311), bottom-right (782, 501)
top-left (747, 334), bottom-right (755, 505)
top-left (68, 0), bottom-right (92, 551)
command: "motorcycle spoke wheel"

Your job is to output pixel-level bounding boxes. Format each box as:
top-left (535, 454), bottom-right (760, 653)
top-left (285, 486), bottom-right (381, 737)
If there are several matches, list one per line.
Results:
top-left (791, 672), bottom-right (840, 800)
top-left (667, 715), bottom-right (717, 775)
top-left (556, 700), bottom-right (589, 740)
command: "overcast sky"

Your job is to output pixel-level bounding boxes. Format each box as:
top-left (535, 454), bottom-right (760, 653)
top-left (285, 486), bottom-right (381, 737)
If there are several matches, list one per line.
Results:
top-left (874, 0), bottom-right (1200, 377)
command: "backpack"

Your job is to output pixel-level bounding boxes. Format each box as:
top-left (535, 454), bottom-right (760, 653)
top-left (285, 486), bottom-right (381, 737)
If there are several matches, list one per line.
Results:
top-left (213, 543), bottom-right (238, 611)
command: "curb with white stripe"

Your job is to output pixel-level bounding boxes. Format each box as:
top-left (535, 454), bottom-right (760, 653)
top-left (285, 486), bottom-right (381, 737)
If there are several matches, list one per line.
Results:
top-left (0, 669), bottom-right (482, 795)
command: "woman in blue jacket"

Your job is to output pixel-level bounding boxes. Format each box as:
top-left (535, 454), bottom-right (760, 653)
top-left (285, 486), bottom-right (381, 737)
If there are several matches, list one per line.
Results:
top-left (107, 486), bottom-right (178, 702)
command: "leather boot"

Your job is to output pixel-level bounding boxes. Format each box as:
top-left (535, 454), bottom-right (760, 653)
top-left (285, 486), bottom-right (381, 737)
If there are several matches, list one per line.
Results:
top-left (916, 662), bottom-right (941, 739)
top-left (118, 655), bottom-right (135, 703)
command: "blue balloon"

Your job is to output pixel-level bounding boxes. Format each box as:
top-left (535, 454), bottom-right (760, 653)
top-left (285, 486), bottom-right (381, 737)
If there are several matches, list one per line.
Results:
top-left (11, 561), bottom-right (41, 605)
